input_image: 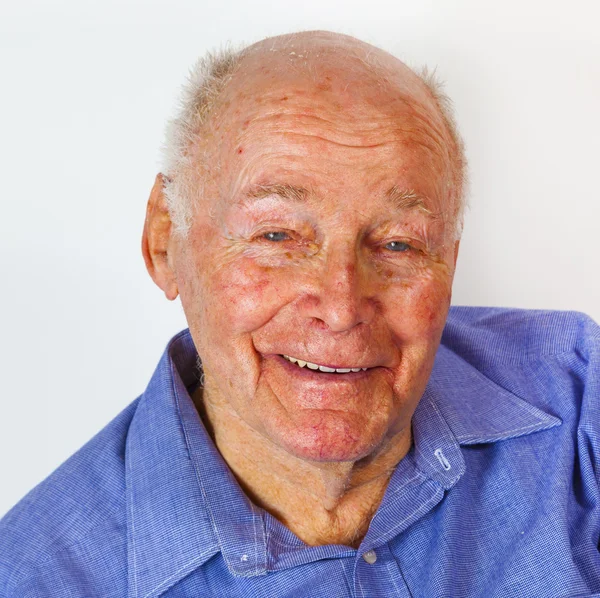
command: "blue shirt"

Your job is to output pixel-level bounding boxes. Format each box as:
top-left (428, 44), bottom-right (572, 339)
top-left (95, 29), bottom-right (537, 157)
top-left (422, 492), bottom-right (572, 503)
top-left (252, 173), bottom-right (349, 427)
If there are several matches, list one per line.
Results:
top-left (2, 306), bottom-right (600, 598)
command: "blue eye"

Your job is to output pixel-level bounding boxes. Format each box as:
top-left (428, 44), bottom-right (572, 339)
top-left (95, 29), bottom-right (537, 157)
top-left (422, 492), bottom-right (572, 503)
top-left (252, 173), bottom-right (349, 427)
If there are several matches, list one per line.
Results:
top-left (385, 241), bottom-right (411, 252)
top-left (263, 231), bottom-right (290, 242)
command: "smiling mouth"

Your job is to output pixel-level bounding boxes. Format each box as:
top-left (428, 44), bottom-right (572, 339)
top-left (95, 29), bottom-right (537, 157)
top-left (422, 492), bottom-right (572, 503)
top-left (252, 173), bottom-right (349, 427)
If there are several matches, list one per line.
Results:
top-left (281, 354), bottom-right (369, 374)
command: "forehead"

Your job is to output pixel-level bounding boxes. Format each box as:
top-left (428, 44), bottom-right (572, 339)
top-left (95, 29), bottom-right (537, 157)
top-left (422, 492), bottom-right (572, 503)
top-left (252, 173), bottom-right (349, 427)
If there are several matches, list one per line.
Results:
top-left (201, 45), bottom-right (454, 211)
top-left (215, 41), bottom-right (447, 138)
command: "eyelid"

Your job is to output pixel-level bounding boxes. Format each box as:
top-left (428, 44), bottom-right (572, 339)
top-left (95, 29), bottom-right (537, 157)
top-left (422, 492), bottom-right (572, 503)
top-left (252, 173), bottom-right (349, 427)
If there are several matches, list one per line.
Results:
top-left (386, 240), bottom-right (414, 250)
top-left (250, 219), bottom-right (318, 241)
top-left (379, 237), bottom-right (421, 250)
top-left (263, 230), bottom-right (292, 242)
top-left (253, 227), bottom-right (296, 239)
top-left (375, 238), bottom-right (434, 262)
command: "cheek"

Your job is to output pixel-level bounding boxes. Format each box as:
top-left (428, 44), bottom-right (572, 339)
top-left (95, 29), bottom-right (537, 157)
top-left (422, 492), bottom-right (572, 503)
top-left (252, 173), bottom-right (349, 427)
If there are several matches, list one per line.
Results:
top-left (202, 257), bottom-right (294, 333)
top-left (385, 268), bottom-right (453, 342)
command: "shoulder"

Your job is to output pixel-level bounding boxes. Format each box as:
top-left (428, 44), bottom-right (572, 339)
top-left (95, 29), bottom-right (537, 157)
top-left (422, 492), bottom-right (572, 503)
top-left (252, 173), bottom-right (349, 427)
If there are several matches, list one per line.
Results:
top-left (444, 306), bottom-right (600, 365)
top-left (442, 306), bottom-right (600, 423)
top-left (0, 397), bottom-right (140, 596)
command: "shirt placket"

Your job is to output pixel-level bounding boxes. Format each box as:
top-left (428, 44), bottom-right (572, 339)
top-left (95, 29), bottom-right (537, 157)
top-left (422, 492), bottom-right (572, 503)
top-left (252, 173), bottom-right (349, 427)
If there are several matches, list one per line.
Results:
top-left (354, 541), bottom-right (415, 598)
top-left (352, 392), bottom-right (466, 598)
top-left (353, 476), bottom-right (446, 598)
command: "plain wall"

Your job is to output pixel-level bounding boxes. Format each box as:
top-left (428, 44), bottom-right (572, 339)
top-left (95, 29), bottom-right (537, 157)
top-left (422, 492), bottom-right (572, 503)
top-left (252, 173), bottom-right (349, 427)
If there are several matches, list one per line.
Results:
top-left (1, 0), bottom-right (599, 517)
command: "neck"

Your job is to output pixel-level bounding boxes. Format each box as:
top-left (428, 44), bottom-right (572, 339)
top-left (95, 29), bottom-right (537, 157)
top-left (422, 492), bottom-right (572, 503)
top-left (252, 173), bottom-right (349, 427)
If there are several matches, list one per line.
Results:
top-left (193, 387), bottom-right (412, 548)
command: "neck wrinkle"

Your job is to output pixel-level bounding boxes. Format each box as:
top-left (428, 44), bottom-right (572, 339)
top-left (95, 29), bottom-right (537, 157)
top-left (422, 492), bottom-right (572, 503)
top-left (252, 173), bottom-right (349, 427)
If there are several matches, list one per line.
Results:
top-left (193, 385), bottom-right (412, 546)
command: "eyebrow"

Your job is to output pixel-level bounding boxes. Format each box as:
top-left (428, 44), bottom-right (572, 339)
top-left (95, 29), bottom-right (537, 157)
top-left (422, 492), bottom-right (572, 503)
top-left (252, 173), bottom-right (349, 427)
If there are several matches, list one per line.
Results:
top-left (243, 183), bottom-right (310, 204)
top-left (239, 182), bottom-right (437, 218)
top-left (385, 186), bottom-right (437, 218)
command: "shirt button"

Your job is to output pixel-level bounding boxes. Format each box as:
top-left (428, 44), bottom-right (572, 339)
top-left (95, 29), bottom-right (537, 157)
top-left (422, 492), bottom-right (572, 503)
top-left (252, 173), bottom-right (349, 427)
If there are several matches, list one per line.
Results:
top-left (362, 550), bottom-right (377, 564)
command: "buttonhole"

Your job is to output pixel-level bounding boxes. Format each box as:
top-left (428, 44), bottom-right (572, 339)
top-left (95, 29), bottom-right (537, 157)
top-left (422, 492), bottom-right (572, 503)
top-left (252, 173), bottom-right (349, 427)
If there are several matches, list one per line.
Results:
top-left (434, 448), bottom-right (452, 471)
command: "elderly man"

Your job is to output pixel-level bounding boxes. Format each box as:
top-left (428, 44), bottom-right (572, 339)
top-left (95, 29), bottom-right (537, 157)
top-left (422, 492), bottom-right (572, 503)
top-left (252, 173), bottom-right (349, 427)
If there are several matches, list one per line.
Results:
top-left (1, 30), bottom-right (600, 598)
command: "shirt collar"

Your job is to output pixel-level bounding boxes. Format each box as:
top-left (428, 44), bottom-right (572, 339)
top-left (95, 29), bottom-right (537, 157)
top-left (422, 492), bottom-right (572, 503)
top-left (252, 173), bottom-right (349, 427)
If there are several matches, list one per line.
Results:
top-left (424, 344), bottom-right (562, 447)
top-left (125, 330), bottom-right (220, 598)
top-left (405, 342), bottom-right (562, 490)
top-left (126, 329), bottom-right (562, 596)
top-left (363, 343), bottom-right (562, 550)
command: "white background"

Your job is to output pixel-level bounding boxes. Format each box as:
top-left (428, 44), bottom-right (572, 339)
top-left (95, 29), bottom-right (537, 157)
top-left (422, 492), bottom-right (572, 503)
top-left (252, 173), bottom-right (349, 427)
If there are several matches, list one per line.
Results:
top-left (1, 0), bottom-right (599, 517)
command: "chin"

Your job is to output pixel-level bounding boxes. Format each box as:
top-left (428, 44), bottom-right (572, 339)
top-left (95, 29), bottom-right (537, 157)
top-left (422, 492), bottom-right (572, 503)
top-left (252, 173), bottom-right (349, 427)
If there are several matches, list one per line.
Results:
top-left (265, 412), bottom-right (386, 463)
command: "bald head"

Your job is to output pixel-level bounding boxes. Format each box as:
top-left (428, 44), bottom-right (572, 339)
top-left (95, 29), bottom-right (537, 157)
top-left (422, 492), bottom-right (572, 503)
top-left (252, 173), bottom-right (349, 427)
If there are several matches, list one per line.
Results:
top-left (236, 31), bottom-right (439, 113)
top-left (161, 31), bottom-right (466, 237)
top-left (236, 31), bottom-right (432, 101)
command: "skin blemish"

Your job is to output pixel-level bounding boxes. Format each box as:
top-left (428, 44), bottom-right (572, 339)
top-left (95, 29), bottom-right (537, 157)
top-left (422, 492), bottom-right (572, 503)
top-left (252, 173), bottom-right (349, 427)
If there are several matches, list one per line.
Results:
top-left (166, 31), bottom-right (466, 553)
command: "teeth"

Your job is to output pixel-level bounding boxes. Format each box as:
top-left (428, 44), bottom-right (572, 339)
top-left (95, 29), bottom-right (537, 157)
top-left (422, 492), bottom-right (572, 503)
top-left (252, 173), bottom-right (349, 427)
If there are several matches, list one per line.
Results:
top-left (282, 355), bottom-right (369, 374)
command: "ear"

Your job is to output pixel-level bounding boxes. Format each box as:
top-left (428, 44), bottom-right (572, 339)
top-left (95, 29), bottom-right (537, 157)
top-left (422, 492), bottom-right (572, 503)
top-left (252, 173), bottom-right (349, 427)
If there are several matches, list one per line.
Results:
top-left (142, 174), bottom-right (179, 300)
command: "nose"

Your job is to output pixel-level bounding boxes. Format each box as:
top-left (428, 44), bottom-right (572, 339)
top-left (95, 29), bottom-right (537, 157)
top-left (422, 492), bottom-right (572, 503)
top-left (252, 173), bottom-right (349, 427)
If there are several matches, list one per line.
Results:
top-left (300, 245), bottom-right (377, 332)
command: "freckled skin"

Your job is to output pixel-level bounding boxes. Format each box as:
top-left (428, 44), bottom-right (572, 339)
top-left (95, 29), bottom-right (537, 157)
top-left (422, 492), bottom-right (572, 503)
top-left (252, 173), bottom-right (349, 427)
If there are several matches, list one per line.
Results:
top-left (178, 92), bottom-right (455, 461)
top-left (154, 31), bottom-right (461, 546)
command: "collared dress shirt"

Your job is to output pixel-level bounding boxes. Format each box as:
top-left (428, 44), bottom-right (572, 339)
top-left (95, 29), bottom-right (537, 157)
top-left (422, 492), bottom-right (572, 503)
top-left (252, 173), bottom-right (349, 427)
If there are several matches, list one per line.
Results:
top-left (1, 306), bottom-right (600, 597)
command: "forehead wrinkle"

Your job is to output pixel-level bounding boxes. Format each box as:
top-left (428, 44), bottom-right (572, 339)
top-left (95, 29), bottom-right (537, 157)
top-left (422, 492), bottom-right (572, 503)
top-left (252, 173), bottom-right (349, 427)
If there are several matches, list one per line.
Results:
top-left (234, 107), bottom-right (437, 149)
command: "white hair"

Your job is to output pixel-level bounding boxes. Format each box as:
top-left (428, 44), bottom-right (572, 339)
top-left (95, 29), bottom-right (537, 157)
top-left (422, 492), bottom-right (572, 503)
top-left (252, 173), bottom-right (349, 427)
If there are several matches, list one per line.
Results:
top-left (161, 47), bottom-right (245, 234)
top-left (160, 43), bottom-right (468, 239)
top-left (417, 66), bottom-right (469, 238)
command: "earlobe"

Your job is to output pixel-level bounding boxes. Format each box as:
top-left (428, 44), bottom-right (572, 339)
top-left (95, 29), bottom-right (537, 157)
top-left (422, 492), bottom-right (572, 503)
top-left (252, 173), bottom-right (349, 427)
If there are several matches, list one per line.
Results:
top-left (142, 173), bottom-right (179, 300)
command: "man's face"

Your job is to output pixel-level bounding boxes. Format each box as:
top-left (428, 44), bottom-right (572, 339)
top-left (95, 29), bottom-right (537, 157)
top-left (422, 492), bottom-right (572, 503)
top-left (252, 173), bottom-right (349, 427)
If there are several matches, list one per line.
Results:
top-left (173, 54), bottom-right (459, 463)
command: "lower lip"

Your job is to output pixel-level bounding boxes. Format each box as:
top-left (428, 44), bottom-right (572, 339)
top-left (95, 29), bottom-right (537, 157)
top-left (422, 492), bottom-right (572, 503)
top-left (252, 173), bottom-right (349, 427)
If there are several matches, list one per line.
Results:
top-left (271, 354), bottom-right (373, 381)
